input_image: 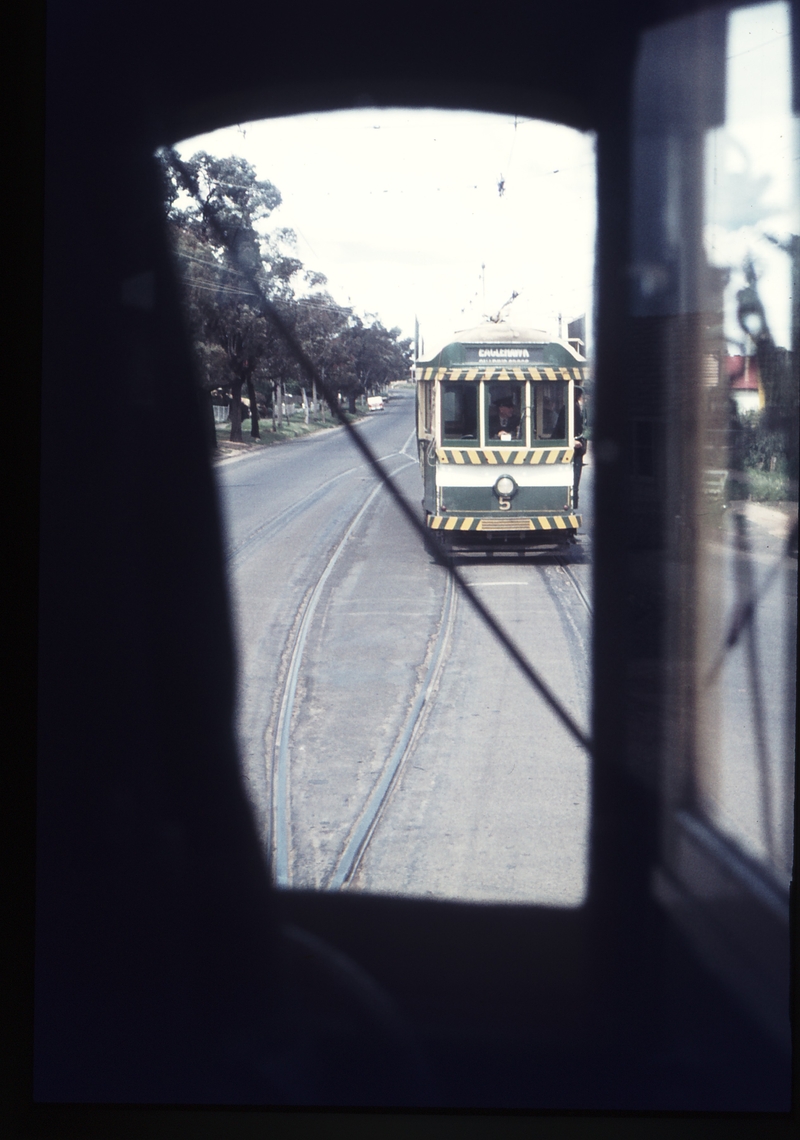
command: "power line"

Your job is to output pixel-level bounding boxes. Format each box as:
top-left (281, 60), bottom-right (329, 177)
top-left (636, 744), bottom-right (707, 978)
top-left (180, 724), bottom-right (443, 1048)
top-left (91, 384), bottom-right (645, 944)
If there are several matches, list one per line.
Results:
top-left (183, 281), bottom-right (259, 297)
top-left (727, 31), bottom-right (790, 61)
top-left (174, 249), bottom-right (244, 274)
top-left (183, 278), bottom-right (354, 317)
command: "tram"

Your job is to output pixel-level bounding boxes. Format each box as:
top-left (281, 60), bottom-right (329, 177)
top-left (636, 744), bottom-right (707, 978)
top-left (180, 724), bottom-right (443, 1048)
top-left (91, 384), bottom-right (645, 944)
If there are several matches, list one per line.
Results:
top-left (415, 322), bottom-right (589, 550)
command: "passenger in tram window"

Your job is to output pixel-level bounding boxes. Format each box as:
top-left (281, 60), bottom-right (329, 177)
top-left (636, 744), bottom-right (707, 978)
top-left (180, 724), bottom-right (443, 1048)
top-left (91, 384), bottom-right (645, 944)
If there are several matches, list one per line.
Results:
top-left (488, 394), bottom-right (521, 440)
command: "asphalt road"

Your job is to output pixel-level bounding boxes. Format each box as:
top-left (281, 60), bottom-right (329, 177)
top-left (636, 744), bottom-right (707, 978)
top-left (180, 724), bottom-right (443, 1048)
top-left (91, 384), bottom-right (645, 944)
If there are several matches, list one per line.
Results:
top-left (215, 394), bottom-right (796, 906)
top-left (215, 389), bottom-right (593, 906)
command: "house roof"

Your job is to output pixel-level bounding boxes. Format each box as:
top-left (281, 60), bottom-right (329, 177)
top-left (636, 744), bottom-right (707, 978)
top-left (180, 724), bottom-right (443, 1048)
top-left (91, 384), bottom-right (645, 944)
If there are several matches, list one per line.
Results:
top-left (726, 355), bottom-right (761, 390)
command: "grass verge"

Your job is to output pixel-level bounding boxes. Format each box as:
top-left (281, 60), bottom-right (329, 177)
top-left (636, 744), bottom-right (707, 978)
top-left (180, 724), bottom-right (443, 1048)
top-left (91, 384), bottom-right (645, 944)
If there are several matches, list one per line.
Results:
top-left (212, 411), bottom-right (365, 459)
top-left (743, 468), bottom-right (791, 502)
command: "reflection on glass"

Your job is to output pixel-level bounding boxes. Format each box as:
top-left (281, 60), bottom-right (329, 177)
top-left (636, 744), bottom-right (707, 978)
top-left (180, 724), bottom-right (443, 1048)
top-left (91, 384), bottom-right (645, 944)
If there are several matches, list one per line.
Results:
top-left (700, 1), bottom-right (797, 885)
top-left (442, 384), bottom-right (478, 441)
top-left (541, 382), bottom-right (568, 441)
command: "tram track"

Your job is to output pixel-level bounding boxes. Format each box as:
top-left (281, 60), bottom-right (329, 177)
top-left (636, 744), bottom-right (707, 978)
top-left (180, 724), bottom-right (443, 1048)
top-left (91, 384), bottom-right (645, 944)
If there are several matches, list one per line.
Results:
top-left (326, 571), bottom-right (456, 889)
top-left (268, 453), bottom-right (419, 887)
top-left (270, 547), bottom-right (589, 892)
top-left (265, 445), bottom-right (590, 891)
top-left (554, 553), bottom-right (593, 616)
top-left (336, 552), bottom-right (592, 902)
top-left (223, 422), bottom-right (418, 569)
top-left (225, 464), bottom-right (363, 568)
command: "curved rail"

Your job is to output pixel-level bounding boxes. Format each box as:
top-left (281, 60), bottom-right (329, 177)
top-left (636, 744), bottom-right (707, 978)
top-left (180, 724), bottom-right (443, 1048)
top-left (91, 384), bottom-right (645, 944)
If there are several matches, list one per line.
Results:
top-left (326, 571), bottom-right (457, 889)
top-left (270, 458), bottom-right (416, 887)
top-left (224, 427), bottom-right (418, 568)
top-left (267, 463), bottom-right (589, 890)
top-left (555, 554), bottom-right (593, 616)
top-left (225, 464), bottom-right (363, 567)
top-left (327, 552), bottom-right (591, 887)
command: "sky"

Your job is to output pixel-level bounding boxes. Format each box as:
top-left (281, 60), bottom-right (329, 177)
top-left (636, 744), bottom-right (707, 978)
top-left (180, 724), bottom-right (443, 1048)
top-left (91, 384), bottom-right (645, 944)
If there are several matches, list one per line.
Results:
top-left (173, 2), bottom-right (796, 359)
top-left (173, 111), bottom-right (597, 359)
top-left (705, 1), bottom-right (797, 349)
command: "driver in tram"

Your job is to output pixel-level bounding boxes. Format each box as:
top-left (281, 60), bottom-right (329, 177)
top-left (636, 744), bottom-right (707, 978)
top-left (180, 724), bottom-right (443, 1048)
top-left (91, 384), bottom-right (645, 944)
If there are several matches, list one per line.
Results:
top-left (488, 394), bottom-right (521, 441)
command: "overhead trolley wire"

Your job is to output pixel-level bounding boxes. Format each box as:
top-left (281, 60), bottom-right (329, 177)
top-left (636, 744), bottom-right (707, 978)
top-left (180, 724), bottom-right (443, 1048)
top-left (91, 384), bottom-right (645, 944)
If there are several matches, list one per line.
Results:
top-left (173, 252), bottom-right (354, 314)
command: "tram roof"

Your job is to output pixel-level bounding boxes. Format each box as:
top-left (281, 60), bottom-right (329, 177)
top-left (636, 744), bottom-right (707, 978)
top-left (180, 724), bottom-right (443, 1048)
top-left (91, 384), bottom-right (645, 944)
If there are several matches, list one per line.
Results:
top-left (417, 321), bottom-right (586, 369)
top-left (452, 322), bottom-right (553, 343)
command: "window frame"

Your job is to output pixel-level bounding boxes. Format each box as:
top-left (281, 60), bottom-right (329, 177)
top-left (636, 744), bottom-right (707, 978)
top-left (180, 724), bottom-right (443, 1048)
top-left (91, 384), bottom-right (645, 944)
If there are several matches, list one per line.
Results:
top-left (34, 0), bottom-right (796, 1115)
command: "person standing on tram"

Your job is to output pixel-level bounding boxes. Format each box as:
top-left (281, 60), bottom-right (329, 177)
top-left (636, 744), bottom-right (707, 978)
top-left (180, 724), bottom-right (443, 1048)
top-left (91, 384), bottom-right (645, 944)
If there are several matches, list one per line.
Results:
top-left (553, 386), bottom-right (587, 509)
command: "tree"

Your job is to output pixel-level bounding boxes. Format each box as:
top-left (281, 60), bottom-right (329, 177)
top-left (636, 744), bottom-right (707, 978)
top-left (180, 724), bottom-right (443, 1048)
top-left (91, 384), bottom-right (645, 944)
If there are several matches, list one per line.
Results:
top-left (735, 251), bottom-right (798, 498)
top-left (336, 318), bottom-right (413, 411)
top-left (291, 293), bottom-right (353, 417)
top-left (160, 151), bottom-right (303, 442)
top-left (160, 148), bottom-right (413, 444)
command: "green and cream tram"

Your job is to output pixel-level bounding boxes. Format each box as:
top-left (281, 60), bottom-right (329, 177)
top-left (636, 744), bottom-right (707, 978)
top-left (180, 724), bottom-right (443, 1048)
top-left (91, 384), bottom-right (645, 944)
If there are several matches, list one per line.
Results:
top-left (416, 323), bottom-right (588, 551)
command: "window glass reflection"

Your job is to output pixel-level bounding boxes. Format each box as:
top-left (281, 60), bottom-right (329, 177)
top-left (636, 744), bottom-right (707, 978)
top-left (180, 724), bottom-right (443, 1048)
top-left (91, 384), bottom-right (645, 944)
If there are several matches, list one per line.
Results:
top-left (701, 1), bottom-right (797, 884)
top-left (442, 384), bottom-right (479, 441)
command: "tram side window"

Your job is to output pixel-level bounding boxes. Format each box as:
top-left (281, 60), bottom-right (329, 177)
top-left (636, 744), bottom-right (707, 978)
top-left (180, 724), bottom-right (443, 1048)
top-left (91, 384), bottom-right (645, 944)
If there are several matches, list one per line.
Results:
top-left (536, 381), bottom-right (567, 441)
top-left (423, 382), bottom-right (433, 434)
top-left (418, 381), bottom-right (433, 435)
top-left (441, 385), bottom-right (478, 442)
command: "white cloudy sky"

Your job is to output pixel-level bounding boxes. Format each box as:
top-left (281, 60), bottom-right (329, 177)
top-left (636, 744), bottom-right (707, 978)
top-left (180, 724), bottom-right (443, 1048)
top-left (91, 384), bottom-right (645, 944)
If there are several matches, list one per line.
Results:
top-left (705, 1), bottom-right (796, 349)
top-left (173, 2), bottom-right (795, 357)
top-left (173, 111), bottom-right (596, 358)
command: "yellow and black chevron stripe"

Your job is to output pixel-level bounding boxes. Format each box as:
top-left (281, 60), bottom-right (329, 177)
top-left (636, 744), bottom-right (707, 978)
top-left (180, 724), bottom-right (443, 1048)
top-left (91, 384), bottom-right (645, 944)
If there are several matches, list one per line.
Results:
top-left (435, 446), bottom-right (573, 465)
top-left (415, 366), bottom-right (589, 383)
top-left (428, 514), bottom-right (581, 532)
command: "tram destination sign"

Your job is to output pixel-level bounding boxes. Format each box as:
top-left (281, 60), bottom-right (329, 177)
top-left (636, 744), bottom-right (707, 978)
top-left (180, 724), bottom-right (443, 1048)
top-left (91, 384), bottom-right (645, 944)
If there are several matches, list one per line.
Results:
top-left (464, 344), bottom-right (549, 364)
top-left (419, 337), bottom-right (584, 370)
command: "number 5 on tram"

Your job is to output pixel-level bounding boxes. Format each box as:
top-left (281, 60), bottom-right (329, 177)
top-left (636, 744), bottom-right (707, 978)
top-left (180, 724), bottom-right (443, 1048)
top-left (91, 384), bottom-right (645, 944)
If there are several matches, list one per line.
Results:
top-left (415, 323), bottom-right (589, 553)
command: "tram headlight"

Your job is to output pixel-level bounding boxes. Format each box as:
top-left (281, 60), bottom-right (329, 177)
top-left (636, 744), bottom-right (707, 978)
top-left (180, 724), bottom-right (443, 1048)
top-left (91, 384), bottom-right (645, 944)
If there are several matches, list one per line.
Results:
top-left (494, 475), bottom-right (517, 498)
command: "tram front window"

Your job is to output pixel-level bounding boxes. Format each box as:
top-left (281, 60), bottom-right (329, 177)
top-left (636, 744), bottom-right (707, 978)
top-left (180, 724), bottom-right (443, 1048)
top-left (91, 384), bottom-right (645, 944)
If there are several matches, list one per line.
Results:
top-left (441, 384), bottom-right (478, 442)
